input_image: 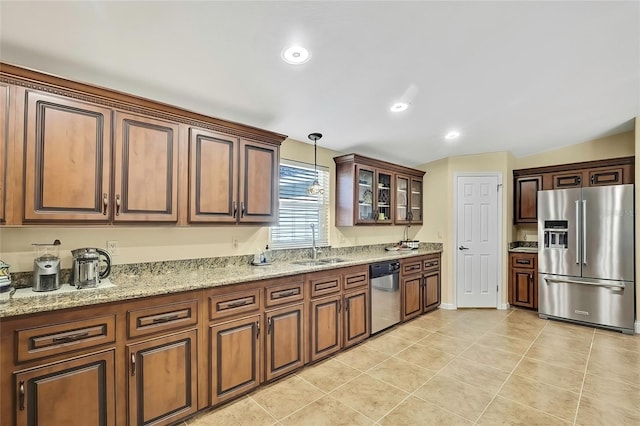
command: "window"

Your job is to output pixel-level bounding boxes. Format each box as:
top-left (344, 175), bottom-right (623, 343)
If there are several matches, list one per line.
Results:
top-left (270, 159), bottom-right (330, 249)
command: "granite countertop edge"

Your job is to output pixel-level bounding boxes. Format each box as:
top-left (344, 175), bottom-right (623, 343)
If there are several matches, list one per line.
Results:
top-left (0, 248), bottom-right (442, 319)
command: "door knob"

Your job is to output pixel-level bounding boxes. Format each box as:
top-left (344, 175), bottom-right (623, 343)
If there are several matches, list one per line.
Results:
top-left (458, 246), bottom-right (469, 251)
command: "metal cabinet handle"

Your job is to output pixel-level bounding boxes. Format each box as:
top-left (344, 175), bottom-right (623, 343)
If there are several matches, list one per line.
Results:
top-left (267, 317), bottom-right (272, 335)
top-left (52, 331), bottom-right (89, 343)
top-left (241, 202), bottom-right (246, 218)
top-left (345, 299), bottom-right (350, 312)
top-left (227, 300), bottom-right (248, 308)
top-left (18, 381), bottom-right (25, 411)
top-left (116, 194), bottom-right (121, 216)
top-left (232, 201), bottom-right (237, 218)
top-left (130, 353), bottom-right (136, 376)
top-left (256, 320), bottom-right (260, 339)
top-left (102, 193), bottom-right (108, 215)
top-left (152, 314), bottom-right (180, 324)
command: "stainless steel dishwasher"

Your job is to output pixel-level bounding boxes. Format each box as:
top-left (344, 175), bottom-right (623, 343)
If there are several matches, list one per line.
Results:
top-left (370, 260), bottom-right (401, 334)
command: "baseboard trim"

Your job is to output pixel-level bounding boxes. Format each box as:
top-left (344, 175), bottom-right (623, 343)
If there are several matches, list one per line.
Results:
top-left (439, 303), bottom-right (456, 310)
top-left (498, 303), bottom-right (509, 310)
top-left (635, 321), bottom-right (640, 334)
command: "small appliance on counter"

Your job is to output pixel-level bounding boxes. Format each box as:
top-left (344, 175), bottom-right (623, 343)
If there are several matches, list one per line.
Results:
top-left (71, 247), bottom-right (112, 289)
top-left (32, 240), bottom-right (61, 292)
top-left (0, 259), bottom-right (14, 303)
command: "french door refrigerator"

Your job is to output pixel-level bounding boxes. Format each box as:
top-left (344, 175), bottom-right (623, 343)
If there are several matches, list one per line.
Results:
top-left (538, 184), bottom-right (635, 334)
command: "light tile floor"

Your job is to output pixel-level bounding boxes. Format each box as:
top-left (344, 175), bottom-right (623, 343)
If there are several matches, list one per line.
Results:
top-left (184, 308), bottom-right (640, 425)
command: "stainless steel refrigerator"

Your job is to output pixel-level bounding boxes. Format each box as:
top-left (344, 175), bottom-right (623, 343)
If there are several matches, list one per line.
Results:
top-left (538, 184), bottom-right (635, 334)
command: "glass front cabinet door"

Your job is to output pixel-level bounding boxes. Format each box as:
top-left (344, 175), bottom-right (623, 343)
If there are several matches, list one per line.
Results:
top-left (396, 175), bottom-right (423, 225)
top-left (355, 166), bottom-right (393, 224)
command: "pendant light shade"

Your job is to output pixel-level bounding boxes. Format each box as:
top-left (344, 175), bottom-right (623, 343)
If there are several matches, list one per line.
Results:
top-left (307, 132), bottom-right (324, 196)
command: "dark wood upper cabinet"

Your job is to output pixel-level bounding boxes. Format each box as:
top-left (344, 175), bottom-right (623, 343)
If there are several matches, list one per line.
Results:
top-left (514, 176), bottom-right (542, 224)
top-left (23, 91), bottom-right (112, 222)
top-left (239, 139), bottom-right (279, 223)
top-left (334, 153), bottom-right (424, 226)
top-left (0, 84), bottom-right (8, 223)
top-left (514, 156), bottom-right (634, 224)
top-left (114, 112), bottom-right (179, 222)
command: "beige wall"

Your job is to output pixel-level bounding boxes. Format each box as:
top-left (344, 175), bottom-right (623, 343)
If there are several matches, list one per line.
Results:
top-left (0, 138), bottom-right (411, 272)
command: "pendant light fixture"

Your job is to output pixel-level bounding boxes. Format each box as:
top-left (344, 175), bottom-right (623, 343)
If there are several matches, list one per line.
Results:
top-left (307, 132), bottom-right (324, 195)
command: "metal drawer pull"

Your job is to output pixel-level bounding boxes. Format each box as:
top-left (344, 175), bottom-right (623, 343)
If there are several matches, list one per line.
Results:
top-left (515, 259), bottom-right (530, 264)
top-left (274, 290), bottom-right (297, 299)
top-left (152, 314), bottom-right (180, 324)
top-left (543, 276), bottom-right (625, 289)
top-left (19, 381), bottom-right (25, 411)
top-left (52, 331), bottom-right (90, 343)
top-left (227, 299), bottom-right (249, 308)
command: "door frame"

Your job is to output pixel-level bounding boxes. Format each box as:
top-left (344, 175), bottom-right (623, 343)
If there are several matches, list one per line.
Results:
top-left (452, 172), bottom-right (504, 309)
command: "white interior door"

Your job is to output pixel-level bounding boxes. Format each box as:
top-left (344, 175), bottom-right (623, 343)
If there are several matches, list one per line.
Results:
top-left (455, 174), bottom-right (501, 307)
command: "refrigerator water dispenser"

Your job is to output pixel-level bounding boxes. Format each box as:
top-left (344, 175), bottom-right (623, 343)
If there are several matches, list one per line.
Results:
top-left (543, 220), bottom-right (568, 249)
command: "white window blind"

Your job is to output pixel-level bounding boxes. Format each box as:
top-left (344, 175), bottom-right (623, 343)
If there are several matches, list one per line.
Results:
top-left (270, 159), bottom-right (330, 249)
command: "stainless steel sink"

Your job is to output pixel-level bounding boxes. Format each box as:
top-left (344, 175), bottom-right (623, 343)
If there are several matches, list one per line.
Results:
top-left (290, 258), bottom-right (349, 266)
top-left (290, 260), bottom-right (327, 266)
top-left (319, 258), bottom-right (349, 264)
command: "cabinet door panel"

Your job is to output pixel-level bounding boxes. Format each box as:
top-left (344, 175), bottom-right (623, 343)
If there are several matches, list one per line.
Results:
top-left (588, 167), bottom-right (623, 186)
top-left (188, 128), bottom-right (238, 222)
top-left (265, 304), bottom-right (304, 381)
top-left (344, 288), bottom-right (369, 348)
top-left (127, 330), bottom-right (197, 426)
top-left (210, 315), bottom-right (260, 405)
top-left (512, 269), bottom-right (535, 308)
top-left (401, 275), bottom-right (422, 321)
top-left (514, 176), bottom-right (541, 224)
top-left (0, 84), bottom-right (8, 222)
top-left (310, 295), bottom-right (341, 362)
top-left (239, 139), bottom-right (277, 223)
top-left (114, 112), bottom-right (178, 222)
top-left (552, 172), bottom-right (583, 189)
top-left (16, 350), bottom-right (115, 426)
top-left (24, 91), bottom-right (111, 222)
top-left (423, 271), bottom-right (440, 312)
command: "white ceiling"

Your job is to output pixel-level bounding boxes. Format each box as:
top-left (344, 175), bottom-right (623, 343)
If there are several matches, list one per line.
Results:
top-left (1, 1), bottom-right (638, 167)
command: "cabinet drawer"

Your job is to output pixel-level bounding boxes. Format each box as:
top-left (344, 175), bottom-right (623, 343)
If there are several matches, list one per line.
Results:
top-left (16, 315), bottom-right (116, 363)
top-left (309, 275), bottom-right (342, 298)
top-left (510, 254), bottom-right (536, 269)
top-left (423, 257), bottom-right (440, 271)
top-left (209, 288), bottom-right (261, 321)
top-left (401, 259), bottom-right (423, 275)
top-left (127, 299), bottom-right (198, 339)
top-left (265, 281), bottom-right (304, 308)
top-left (343, 269), bottom-right (369, 291)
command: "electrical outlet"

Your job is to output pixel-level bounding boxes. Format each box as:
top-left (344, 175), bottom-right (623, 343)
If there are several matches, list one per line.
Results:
top-left (106, 241), bottom-right (119, 256)
top-left (232, 238), bottom-right (238, 249)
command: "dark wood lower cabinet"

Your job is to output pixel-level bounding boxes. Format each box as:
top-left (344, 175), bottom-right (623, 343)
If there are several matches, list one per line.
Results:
top-left (309, 295), bottom-right (342, 362)
top-left (401, 275), bottom-right (422, 321)
top-left (265, 303), bottom-right (304, 381)
top-left (423, 270), bottom-right (441, 312)
top-left (15, 350), bottom-right (115, 426)
top-left (343, 288), bottom-right (369, 348)
top-left (209, 315), bottom-right (261, 405)
top-left (127, 330), bottom-right (198, 426)
top-left (510, 268), bottom-right (536, 309)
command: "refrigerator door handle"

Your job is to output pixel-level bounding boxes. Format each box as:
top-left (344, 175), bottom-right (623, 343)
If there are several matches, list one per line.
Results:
top-left (543, 276), bottom-right (625, 289)
top-left (582, 199), bottom-right (587, 265)
top-left (575, 200), bottom-right (580, 265)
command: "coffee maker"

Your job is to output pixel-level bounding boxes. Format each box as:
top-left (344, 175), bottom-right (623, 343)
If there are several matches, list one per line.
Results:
top-left (32, 241), bottom-right (61, 292)
top-left (71, 248), bottom-right (111, 289)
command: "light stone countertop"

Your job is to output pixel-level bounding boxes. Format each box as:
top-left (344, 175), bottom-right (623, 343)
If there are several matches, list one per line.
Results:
top-left (0, 247), bottom-right (441, 319)
top-left (508, 247), bottom-right (539, 254)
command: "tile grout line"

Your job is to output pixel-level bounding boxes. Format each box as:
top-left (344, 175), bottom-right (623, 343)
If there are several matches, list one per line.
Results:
top-left (571, 327), bottom-right (596, 426)
top-left (471, 313), bottom-right (551, 425)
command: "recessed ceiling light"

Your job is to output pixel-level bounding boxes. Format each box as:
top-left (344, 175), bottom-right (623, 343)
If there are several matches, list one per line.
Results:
top-left (281, 46), bottom-right (310, 64)
top-left (445, 131), bottom-right (461, 140)
top-left (390, 102), bottom-right (409, 112)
